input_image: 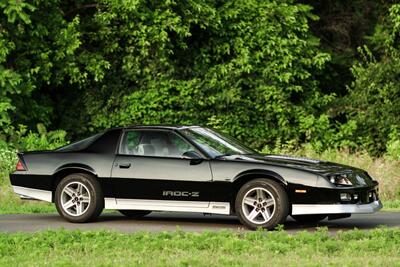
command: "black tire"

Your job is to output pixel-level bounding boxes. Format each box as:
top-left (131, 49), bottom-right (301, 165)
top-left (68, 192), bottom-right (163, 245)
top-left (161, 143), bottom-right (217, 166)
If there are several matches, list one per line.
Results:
top-left (235, 179), bottom-right (289, 230)
top-left (55, 173), bottom-right (104, 223)
top-left (291, 214), bottom-right (327, 224)
top-left (118, 210), bottom-right (151, 218)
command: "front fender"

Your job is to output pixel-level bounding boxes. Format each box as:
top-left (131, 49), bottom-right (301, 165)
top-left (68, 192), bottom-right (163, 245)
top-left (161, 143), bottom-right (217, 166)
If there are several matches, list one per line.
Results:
top-left (233, 169), bottom-right (287, 185)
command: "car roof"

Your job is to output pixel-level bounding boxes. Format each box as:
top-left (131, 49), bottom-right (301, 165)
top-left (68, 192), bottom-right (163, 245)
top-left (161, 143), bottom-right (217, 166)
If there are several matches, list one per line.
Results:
top-left (109, 125), bottom-right (202, 131)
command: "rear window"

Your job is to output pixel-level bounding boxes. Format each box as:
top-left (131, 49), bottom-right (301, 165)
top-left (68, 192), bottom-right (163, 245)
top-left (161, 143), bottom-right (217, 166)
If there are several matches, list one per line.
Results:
top-left (57, 133), bottom-right (102, 152)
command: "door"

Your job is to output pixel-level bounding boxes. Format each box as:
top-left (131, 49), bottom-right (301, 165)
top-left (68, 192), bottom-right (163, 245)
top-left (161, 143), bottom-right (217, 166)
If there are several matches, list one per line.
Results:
top-left (110, 129), bottom-right (213, 202)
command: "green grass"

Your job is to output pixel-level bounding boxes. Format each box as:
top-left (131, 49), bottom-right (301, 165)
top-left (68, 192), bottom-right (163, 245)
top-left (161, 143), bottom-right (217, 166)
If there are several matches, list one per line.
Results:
top-left (0, 228), bottom-right (400, 266)
top-left (0, 179), bottom-right (55, 214)
top-left (381, 200), bottom-right (400, 211)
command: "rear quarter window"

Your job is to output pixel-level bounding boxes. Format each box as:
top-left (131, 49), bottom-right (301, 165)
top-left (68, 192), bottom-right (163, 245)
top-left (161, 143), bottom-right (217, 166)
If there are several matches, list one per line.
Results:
top-left (57, 133), bottom-right (102, 152)
top-left (85, 129), bottom-right (122, 154)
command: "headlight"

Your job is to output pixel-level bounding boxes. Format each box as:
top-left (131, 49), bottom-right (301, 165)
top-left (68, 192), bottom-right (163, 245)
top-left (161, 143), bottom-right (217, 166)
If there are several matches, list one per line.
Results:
top-left (328, 174), bottom-right (353, 186)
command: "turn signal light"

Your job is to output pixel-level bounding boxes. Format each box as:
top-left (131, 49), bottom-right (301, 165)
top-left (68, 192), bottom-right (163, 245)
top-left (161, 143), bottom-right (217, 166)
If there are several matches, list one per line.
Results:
top-left (16, 160), bottom-right (26, 171)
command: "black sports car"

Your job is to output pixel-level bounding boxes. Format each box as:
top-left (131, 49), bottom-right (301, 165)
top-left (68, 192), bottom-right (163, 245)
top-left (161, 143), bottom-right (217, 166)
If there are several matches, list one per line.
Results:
top-left (10, 125), bottom-right (382, 230)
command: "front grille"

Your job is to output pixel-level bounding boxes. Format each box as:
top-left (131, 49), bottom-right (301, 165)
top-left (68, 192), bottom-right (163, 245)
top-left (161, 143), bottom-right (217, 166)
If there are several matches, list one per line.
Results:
top-left (338, 188), bottom-right (378, 204)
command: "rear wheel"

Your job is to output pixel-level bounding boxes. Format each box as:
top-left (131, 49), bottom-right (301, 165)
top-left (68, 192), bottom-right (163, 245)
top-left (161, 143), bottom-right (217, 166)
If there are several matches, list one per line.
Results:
top-left (235, 179), bottom-right (289, 230)
top-left (55, 173), bottom-right (104, 223)
top-left (291, 214), bottom-right (327, 224)
top-left (118, 210), bottom-right (151, 218)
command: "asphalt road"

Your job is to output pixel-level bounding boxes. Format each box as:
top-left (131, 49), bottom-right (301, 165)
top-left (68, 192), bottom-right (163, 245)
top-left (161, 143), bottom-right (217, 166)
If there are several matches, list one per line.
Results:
top-left (0, 211), bottom-right (399, 233)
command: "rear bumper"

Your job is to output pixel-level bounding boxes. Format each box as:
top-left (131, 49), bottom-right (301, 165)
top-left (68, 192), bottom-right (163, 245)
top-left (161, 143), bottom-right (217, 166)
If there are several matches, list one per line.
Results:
top-left (291, 200), bottom-right (382, 215)
top-left (12, 186), bottom-right (52, 202)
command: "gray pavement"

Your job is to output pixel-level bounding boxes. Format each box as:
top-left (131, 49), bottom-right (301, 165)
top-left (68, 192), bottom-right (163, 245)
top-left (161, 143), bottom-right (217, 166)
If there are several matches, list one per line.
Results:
top-left (0, 211), bottom-right (399, 233)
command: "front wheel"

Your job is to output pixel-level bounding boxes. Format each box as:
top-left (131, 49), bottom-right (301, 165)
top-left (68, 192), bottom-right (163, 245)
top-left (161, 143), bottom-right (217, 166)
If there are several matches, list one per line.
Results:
top-left (235, 179), bottom-right (289, 230)
top-left (55, 173), bottom-right (104, 223)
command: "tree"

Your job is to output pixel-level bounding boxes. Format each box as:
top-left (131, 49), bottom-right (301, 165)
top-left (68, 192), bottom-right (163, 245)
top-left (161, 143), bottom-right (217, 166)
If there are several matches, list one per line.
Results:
top-left (345, 4), bottom-right (400, 155)
top-left (1, 0), bottom-right (332, 150)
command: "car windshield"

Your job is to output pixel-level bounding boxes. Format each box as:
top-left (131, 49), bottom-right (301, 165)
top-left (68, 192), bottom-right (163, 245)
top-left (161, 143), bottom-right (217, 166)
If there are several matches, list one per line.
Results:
top-left (179, 127), bottom-right (257, 158)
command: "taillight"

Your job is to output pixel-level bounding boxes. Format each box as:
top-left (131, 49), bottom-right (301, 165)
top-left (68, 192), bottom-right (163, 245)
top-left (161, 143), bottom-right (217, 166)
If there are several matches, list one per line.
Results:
top-left (16, 160), bottom-right (26, 171)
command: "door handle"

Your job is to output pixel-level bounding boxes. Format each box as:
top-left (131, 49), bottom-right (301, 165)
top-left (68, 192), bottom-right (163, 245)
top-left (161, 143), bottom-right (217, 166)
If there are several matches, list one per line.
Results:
top-left (118, 163), bottom-right (131, 169)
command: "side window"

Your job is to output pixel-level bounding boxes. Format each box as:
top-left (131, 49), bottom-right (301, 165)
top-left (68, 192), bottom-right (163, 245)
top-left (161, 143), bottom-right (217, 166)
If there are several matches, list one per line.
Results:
top-left (120, 131), bottom-right (141, 155)
top-left (120, 130), bottom-right (200, 158)
top-left (169, 133), bottom-right (195, 156)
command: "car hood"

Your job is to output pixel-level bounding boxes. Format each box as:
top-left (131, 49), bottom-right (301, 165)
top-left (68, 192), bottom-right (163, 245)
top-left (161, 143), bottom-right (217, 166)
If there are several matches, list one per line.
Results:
top-left (228, 153), bottom-right (365, 175)
top-left (224, 153), bottom-right (376, 187)
top-left (222, 154), bottom-right (375, 187)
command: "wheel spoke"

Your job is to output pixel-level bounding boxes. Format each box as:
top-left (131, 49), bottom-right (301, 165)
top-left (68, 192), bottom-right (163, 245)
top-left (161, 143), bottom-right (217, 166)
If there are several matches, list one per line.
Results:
top-left (243, 197), bottom-right (257, 207)
top-left (261, 208), bottom-right (271, 221)
top-left (264, 199), bottom-right (274, 207)
top-left (63, 187), bottom-right (75, 197)
top-left (256, 189), bottom-right (264, 200)
top-left (62, 199), bottom-right (75, 210)
top-left (77, 183), bottom-right (83, 195)
top-left (76, 203), bottom-right (83, 215)
top-left (81, 195), bottom-right (90, 203)
top-left (248, 208), bottom-right (259, 221)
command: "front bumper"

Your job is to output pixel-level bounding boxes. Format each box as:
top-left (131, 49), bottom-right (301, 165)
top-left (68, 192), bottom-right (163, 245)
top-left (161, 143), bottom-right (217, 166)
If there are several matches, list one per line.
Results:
top-left (291, 200), bottom-right (383, 215)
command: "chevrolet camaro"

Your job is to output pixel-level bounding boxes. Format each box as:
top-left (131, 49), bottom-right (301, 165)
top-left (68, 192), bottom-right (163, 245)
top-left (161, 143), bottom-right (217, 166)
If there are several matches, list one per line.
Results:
top-left (10, 125), bottom-right (382, 230)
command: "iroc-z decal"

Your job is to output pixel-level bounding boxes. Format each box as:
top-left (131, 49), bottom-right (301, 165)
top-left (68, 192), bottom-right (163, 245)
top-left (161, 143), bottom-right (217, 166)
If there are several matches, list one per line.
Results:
top-left (162, 191), bottom-right (200, 197)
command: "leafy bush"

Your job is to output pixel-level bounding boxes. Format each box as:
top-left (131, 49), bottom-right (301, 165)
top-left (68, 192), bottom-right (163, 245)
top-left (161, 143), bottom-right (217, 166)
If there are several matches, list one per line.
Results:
top-left (10, 124), bottom-right (68, 151)
top-left (344, 4), bottom-right (400, 155)
top-left (87, 0), bottom-right (331, 150)
top-left (0, 1), bottom-right (399, 155)
top-left (0, 124), bottom-right (67, 171)
top-left (0, 148), bottom-right (17, 176)
top-left (386, 130), bottom-right (400, 161)
top-left (0, 0), bottom-right (334, 151)
top-left (3, 123), bottom-right (68, 152)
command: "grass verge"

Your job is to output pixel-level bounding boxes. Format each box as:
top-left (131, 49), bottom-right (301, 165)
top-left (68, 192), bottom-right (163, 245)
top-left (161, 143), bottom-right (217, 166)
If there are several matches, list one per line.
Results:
top-left (0, 228), bottom-right (400, 266)
top-left (0, 179), bottom-right (55, 214)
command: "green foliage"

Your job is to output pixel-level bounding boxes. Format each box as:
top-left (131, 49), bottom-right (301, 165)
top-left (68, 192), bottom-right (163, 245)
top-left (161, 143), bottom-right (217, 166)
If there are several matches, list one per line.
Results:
top-left (386, 130), bottom-right (400, 161)
top-left (11, 124), bottom-right (67, 151)
top-left (0, 148), bottom-right (17, 175)
top-left (345, 4), bottom-right (400, 155)
top-left (0, 0), bottom-right (399, 155)
top-left (0, 0), bottom-right (335, 151)
top-left (12, 124), bottom-right (68, 151)
top-left (87, 0), bottom-right (332, 149)
top-left (0, 228), bottom-right (400, 266)
top-left (2, 124), bottom-right (68, 152)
